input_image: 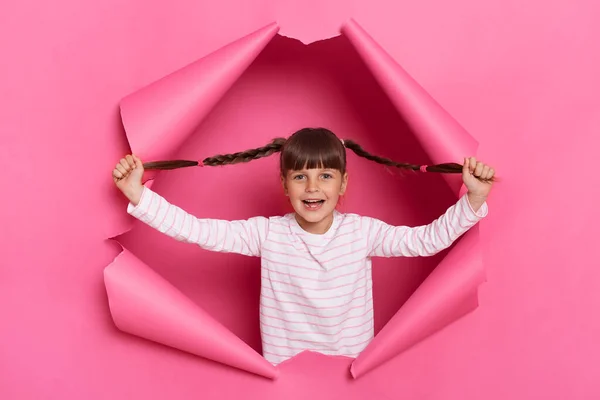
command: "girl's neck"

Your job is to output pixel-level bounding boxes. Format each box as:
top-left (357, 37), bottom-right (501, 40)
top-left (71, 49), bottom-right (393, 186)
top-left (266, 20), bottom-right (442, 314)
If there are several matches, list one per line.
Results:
top-left (294, 212), bottom-right (335, 235)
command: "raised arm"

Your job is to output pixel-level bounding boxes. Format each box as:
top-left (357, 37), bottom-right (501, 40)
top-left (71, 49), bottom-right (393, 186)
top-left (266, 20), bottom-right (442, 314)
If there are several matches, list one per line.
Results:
top-left (365, 156), bottom-right (494, 257)
top-left (365, 194), bottom-right (487, 258)
top-left (127, 186), bottom-right (268, 257)
top-left (112, 154), bottom-right (268, 256)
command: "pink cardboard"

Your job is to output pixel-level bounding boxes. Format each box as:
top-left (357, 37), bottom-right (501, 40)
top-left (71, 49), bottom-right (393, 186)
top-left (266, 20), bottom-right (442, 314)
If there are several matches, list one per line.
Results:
top-left (104, 246), bottom-right (278, 378)
top-left (106, 19), bottom-right (486, 379)
top-left (4, 1), bottom-right (597, 398)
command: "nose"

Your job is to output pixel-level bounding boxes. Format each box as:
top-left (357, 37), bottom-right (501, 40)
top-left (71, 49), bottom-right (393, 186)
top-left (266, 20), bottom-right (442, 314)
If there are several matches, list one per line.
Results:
top-left (305, 178), bottom-right (319, 193)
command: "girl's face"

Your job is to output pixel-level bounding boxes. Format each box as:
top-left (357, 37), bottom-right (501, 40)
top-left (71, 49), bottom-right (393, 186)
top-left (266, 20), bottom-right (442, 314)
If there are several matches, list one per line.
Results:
top-left (282, 167), bottom-right (348, 234)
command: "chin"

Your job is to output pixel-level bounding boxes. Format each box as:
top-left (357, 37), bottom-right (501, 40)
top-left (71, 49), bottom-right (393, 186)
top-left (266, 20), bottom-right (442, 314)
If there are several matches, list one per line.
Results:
top-left (293, 202), bottom-right (334, 222)
top-left (297, 212), bottom-right (325, 223)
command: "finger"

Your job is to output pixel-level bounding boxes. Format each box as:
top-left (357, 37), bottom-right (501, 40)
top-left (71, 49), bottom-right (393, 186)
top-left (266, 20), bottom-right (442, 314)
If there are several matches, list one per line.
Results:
top-left (487, 168), bottom-right (495, 180)
top-left (113, 169), bottom-right (124, 182)
top-left (125, 155), bottom-right (135, 169)
top-left (132, 154), bottom-right (143, 168)
top-left (462, 157), bottom-right (470, 178)
top-left (116, 164), bottom-right (128, 175)
top-left (480, 165), bottom-right (490, 178)
top-left (474, 162), bottom-right (484, 177)
top-left (469, 157), bottom-right (477, 173)
top-left (119, 158), bottom-right (131, 171)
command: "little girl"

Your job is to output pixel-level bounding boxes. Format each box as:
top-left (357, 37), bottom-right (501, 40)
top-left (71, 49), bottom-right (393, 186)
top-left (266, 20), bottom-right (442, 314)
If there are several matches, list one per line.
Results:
top-left (112, 127), bottom-right (494, 365)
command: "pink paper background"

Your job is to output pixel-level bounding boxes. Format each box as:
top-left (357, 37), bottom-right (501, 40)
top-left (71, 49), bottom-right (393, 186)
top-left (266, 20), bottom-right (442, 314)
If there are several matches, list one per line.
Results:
top-left (103, 18), bottom-right (486, 379)
top-left (2, 0), bottom-right (599, 399)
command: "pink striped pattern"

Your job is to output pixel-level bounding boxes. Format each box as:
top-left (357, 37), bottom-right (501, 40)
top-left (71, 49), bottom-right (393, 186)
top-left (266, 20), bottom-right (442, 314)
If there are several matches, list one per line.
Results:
top-left (127, 187), bottom-right (488, 365)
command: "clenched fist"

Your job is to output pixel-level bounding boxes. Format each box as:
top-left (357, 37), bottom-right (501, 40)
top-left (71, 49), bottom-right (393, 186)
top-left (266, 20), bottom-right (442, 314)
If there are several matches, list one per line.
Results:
top-left (113, 154), bottom-right (144, 205)
top-left (462, 156), bottom-right (495, 212)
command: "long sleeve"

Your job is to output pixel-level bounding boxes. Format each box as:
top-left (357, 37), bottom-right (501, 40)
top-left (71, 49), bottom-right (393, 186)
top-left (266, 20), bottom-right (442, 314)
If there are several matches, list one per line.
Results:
top-left (365, 194), bottom-right (488, 258)
top-left (127, 186), bottom-right (269, 257)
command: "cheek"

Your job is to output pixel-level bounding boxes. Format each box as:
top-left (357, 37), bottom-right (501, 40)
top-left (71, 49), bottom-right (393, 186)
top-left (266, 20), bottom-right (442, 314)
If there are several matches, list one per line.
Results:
top-left (286, 185), bottom-right (303, 199)
top-left (324, 186), bottom-right (342, 199)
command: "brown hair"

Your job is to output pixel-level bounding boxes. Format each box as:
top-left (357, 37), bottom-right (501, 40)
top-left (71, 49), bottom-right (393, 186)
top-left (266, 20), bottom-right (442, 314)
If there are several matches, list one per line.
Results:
top-left (143, 127), bottom-right (492, 180)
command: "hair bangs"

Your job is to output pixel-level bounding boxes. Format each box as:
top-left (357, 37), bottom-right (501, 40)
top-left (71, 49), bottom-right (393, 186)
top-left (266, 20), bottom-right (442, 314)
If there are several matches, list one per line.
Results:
top-left (280, 128), bottom-right (346, 176)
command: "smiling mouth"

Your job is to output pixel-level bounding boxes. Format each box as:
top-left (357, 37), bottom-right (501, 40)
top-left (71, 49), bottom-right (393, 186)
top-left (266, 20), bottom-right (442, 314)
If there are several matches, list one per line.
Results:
top-left (302, 199), bottom-right (325, 210)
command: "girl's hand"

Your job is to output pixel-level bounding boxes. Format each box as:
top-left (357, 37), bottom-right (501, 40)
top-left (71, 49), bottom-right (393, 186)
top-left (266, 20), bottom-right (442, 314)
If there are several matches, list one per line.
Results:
top-left (462, 156), bottom-right (495, 199)
top-left (112, 154), bottom-right (145, 205)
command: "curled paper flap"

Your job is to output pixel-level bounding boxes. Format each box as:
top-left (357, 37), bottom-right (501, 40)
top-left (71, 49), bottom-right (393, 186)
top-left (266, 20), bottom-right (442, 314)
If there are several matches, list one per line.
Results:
top-left (104, 23), bottom-right (282, 376)
top-left (104, 245), bottom-right (278, 379)
top-left (105, 19), bottom-right (486, 379)
top-left (341, 18), bottom-right (477, 195)
top-left (350, 228), bottom-right (484, 377)
top-left (339, 19), bottom-right (486, 377)
top-left (119, 22), bottom-right (279, 163)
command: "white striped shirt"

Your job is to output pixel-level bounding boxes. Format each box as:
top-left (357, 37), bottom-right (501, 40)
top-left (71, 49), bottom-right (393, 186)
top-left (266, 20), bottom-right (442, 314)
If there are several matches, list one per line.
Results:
top-left (127, 186), bottom-right (488, 365)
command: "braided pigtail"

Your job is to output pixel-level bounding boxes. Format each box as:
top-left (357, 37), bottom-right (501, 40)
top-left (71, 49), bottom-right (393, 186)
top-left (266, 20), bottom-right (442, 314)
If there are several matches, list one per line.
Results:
top-left (142, 138), bottom-right (287, 170)
top-left (203, 137), bottom-right (287, 166)
top-left (343, 139), bottom-right (493, 181)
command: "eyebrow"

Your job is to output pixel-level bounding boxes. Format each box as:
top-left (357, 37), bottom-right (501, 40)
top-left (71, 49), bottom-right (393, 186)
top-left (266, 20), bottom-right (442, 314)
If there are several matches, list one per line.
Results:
top-left (291, 168), bottom-right (337, 174)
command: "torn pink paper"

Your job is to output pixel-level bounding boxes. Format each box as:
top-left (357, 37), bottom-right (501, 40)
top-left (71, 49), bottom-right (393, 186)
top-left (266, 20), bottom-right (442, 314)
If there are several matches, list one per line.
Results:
top-left (273, 0), bottom-right (355, 45)
top-left (104, 246), bottom-right (278, 379)
top-left (341, 18), bottom-right (485, 378)
top-left (342, 18), bottom-right (477, 196)
top-left (350, 228), bottom-right (483, 378)
top-left (119, 21), bottom-right (279, 163)
top-left (105, 18), bottom-right (486, 380)
top-left (104, 22), bottom-right (280, 378)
